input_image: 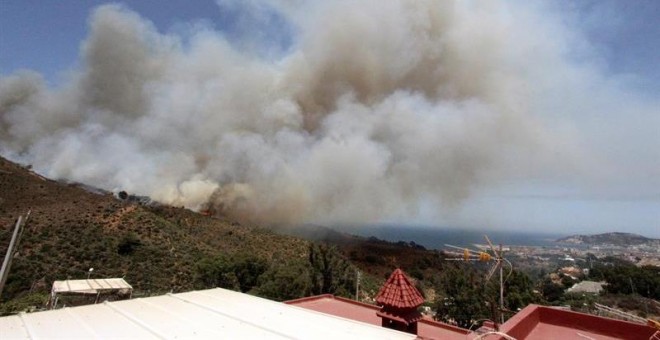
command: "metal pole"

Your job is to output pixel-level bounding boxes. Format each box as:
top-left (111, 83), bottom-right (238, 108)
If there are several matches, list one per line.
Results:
top-left (355, 270), bottom-right (360, 301)
top-left (499, 244), bottom-right (504, 325)
top-left (629, 277), bottom-right (635, 295)
top-left (0, 216), bottom-right (24, 298)
top-left (48, 286), bottom-right (55, 310)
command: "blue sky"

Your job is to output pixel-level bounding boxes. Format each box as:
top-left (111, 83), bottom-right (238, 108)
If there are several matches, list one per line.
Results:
top-left (1, 0), bottom-right (294, 82)
top-left (1, 1), bottom-right (218, 83)
top-left (565, 0), bottom-right (660, 93)
top-left (3, 1), bottom-right (659, 90)
top-left (1, 1), bottom-right (659, 237)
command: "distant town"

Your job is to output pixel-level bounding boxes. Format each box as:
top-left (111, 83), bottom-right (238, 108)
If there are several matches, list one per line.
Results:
top-left (507, 232), bottom-right (660, 271)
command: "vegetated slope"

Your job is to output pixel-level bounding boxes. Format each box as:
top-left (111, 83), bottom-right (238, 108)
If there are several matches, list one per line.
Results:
top-left (0, 156), bottom-right (486, 318)
top-left (281, 224), bottom-right (449, 281)
top-left (0, 156), bottom-right (308, 303)
top-left (556, 232), bottom-right (659, 246)
top-left (0, 157), bottom-right (445, 309)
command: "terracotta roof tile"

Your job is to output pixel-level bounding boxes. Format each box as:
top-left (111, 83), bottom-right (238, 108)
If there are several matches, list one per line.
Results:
top-left (375, 268), bottom-right (424, 309)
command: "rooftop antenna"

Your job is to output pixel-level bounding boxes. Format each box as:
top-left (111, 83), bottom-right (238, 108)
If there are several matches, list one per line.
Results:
top-left (444, 235), bottom-right (512, 326)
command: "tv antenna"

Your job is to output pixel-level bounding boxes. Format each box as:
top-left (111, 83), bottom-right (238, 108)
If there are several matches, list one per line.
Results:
top-left (444, 235), bottom-right (513, 325)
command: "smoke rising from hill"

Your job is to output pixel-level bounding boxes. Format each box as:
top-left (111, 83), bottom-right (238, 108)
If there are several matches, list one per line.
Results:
top-left (1, 1), bottom-right (653, 227)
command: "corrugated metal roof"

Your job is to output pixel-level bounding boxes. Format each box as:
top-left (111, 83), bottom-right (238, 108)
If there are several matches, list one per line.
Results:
top-left (1, 288), bottom-right (416, 339)
top-left (52, 278), bottom-right (133, 294)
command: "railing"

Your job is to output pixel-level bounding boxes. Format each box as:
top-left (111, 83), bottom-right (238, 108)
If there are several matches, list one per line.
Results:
top-left (593, 303), bottom-right (647, 324)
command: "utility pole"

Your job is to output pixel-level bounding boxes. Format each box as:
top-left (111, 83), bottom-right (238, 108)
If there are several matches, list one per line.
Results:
top-left (629, 277), bottom-right (635, 295)
top-left (499, 244), bottom-right (504, 325)
top-left (355, 270), bottom-right (361, 301)
top-left (0, 212), bottom-right (30, 299)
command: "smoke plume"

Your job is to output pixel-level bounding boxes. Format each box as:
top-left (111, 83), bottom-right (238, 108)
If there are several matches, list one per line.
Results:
top-left (2, 1), bottom-right (641, 227)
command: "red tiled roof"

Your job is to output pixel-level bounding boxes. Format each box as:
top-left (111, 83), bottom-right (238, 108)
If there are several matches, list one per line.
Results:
top-left (375, 268), bottom-right (424, 309)
top-left (286, 294), bottom-right (658, 340)
top-left (285, 294), bottom-right (470, 340)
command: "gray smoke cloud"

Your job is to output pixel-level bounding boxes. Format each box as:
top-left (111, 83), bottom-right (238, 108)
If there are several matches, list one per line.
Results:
top-left (3, 1), bottom-right (647, 227)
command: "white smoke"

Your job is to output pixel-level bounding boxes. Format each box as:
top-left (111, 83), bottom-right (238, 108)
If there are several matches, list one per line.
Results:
top-left (1, 1), bottom-right (654, 227)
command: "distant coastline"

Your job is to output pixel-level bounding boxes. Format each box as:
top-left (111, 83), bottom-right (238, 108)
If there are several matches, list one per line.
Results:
top-left (344, 225), bottom-right (566, 250)
top-left (555, 232), bottom-right (660, 247)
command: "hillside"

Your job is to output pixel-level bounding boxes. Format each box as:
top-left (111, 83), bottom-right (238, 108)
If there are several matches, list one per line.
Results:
top-left (1, 156), bottom-right (463, 313)
top-left (0, 157), bottom-right (310, 304)
top-left (556, 232), bottom-right (660, 247)
top-left (281, 224), bottom-right (448, 281)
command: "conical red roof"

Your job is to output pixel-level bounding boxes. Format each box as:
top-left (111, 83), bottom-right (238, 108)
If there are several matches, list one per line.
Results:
top-left (375, 269), bottom-right (424, 309)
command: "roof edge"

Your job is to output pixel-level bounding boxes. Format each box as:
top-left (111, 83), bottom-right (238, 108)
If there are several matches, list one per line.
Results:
top-left (286, 294), bottom-right (383, 311)
top-left (284, 294), bottom-right (334, 304)
top-left (419, 318), bottom-right (471, 335)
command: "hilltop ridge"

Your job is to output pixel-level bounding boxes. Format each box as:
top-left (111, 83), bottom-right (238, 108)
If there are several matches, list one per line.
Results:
top-left (556, 232), bottom-right (660, 247)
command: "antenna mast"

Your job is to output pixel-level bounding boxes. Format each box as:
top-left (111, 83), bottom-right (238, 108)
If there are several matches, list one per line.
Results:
top-left (444, 234), bottom-right (512, 326)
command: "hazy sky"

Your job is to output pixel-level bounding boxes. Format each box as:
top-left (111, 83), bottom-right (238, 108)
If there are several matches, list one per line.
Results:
top-left (1, 1), bottom-right (659, 237)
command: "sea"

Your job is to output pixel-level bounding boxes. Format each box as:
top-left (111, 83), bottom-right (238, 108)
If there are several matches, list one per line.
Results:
top-left (345, 225), bottom-right (566, 250)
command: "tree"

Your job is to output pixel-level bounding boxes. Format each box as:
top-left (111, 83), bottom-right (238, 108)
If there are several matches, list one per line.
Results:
top-left (602, 265), bottom-right (660, 299)
top-left (195, 255), bottom-right (240, 291)
top-left (308, 243), bottom-right (356, 297)
top-left (434, 265), bottom-right (490, 329)
top-left (540, 277), bottom-right (564, 303)
top-left (504, 270), bottom-right (541, 312)
top-left (434, 264), bottom-right (541, 328)
top-left (232, 255), bottom-right (268, 293)
top-left (256, 262), bottom-right (310, 301)
top-left (560, 274), bottom-right (575, 288)
top-left (195, 253), bottom-right (268, 293)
